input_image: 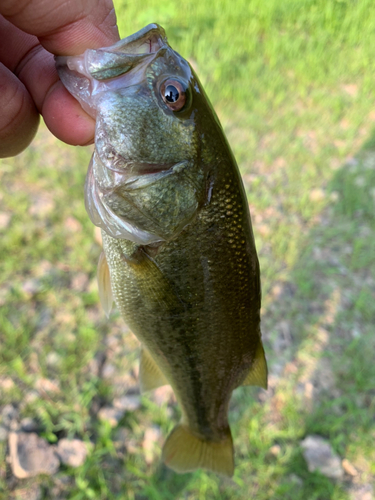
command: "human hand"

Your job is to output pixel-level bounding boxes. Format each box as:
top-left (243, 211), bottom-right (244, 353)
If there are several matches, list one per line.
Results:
top-left (0, 0), bottom-right (119, 158)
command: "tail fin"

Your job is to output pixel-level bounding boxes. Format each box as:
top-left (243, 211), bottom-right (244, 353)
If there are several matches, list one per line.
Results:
top-left (162, 424), bottom-right (234, 477)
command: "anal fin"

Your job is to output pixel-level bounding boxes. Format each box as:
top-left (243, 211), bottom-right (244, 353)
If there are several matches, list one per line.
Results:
top-left (139, 346), bottom-right (169, 393)
top-left (97, 251), bottom-right (113, 318)
top-left (241, 341), bottom-right (268, 389)
top-left (162, 424), bottom-right (234, 477)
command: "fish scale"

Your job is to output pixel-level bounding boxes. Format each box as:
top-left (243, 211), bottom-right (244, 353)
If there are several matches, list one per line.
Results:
top-left (56, 23), bottom-right (267, 477)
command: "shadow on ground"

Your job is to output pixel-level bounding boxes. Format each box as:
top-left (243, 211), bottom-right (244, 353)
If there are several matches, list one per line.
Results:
top-left (253, 131), bottom-right (375, 500)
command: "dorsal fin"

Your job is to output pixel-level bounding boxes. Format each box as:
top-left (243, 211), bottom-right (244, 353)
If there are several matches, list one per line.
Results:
top-left (97, 251), bottom-right (113, 318)
top-left (139, 346), bottom-right (169, 393)
top-left (241, 341), bottom-right (268, 389)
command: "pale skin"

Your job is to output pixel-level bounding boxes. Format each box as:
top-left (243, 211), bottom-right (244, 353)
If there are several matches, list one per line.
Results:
top-left (0, 0), bottom-right (120, 158)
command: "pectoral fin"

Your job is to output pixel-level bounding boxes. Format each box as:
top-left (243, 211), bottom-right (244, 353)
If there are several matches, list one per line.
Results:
top-left (139, 346), bottom-right (169, 393)
top-left (122, 247), bottom-right (184, 312)
top-left (241, 341), bottom-right (268, 389)
top-left (97, 251), bottom-right (113, 318)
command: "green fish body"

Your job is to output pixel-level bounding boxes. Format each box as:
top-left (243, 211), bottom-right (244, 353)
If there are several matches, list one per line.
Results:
top-left (56, 24), bottom-right (267, 477)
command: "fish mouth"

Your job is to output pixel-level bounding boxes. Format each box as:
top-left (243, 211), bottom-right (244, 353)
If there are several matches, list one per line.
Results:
top-left (55, 23), bottom-right (169, 117)
top-left (92, 140), bottom-right (178, 182)
top-left (122, 161), bottom-right (176, 177)
top-left (93, 146), bottom-right (180, 189)
top-left (85, 155), bottom-right (189, 245)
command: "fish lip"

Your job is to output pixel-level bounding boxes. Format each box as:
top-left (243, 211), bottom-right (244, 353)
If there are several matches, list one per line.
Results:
top-left (100, 158), bottom-right (182, 190)
top-left (100, 23), bottom-right (168, 56)
top-left (55, 24), bottom-right (170, 116)
top-left (56, 23), bottom-right (167, 63)
top-left (97, 150), bottom-right (177, 178)
top-left (55, 23), bottom-right (168, 77)
top-left (92, 148), bottom-right (183, 193)
top-left (122, 161), bottom-right (177, 178)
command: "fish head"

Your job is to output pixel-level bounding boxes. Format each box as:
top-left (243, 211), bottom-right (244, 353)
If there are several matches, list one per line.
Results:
top-left (56, 24), bottom-right (221, 244)
top-left (56, 24), bottom-right (202, 170)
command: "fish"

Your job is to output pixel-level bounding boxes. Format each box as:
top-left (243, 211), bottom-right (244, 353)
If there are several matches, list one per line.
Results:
top-left (56, 23), bottom-right (267, 477)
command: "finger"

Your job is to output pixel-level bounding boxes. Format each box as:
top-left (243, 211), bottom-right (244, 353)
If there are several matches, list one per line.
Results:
top-left (0, 14), bottom-right (38, 73)
top-left (0, 15), bottom-right (95, 146)
top-left (43, 81), bottom-right (95, 146)
top-left (0, 0), bottom-right (119, 55)
top-left (0, 63), bottom-right (39, 158)
top-left (14, 41), bottom-right (96, 145)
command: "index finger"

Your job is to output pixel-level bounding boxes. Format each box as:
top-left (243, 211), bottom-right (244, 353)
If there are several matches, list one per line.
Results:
top-left (0, 0), bottom-right (119, 55)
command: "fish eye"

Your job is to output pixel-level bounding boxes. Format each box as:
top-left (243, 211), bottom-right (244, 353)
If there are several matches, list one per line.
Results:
top-left (160, 79), bottom-right (187, 111)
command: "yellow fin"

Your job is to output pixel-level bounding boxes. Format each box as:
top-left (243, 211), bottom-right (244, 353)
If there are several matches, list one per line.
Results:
top-left (97, 251), bottom-right (113, 318)
top-left (241, 341), bottom-right (268, 389)
top-left (162, 424), bottom-right (234, 477)
top-left (121, 247), bottom-right (184, 311)
top-left (139, 347), bottom-right (169, 393)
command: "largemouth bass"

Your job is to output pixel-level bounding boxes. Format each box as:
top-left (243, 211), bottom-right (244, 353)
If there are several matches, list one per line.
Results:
top-left (56, 24), bottom-right (267, 477)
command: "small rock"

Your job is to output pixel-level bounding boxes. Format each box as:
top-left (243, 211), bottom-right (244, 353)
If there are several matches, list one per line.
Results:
top-left (22, 278), bottom-right (42, 296)
top-left (151, 385), bottom-right (176, 406)
top-left (354, 176), bottom-right (365, 187)
top-left (56, 439), bottom-right (88, 467)
top-left (0, 212), bottom-right (11, 230)
top-left (112, 373), bottom-right (140, 397)
top-left (46, 351), bottom-right (62, 368)
top-left (20, 418), bottom-right (39, 432)
top-left (8, 432), bottom-right (60, 478)
top-left (94, 226), bottom-right (103, 246)
top-left (309, 188), bottom-right (325, 202)
top-left (258, 223), bottom-right (271, 237)
top-left (113, 395), bottom-right (141, 412)
top-left (35, 378), bottom-right (60, 394)
top-left (350, 484), bottom-right (374, 500)
top-left (86, 303), bottom-right (102, 324)
top-left (0, 425), bottom-right (8, 441)
top-left (330, 191), bottom-right (339, 202)
top-left (98, 406), bottom-right (124, 427)
top-left (114, 427), bottom-right (129, 441)
top-left (113, 427), bottom-right (129, 454)
top-left (125, 438), bottom-right (139, 455)
top-left (1, 404), bottom-right (19, 426)
top-left (87, 354), bottom-right (102, 377)
top-left (270, 283), bottom-right (283, 298)
top-left (342, 458), bottom-right (358, 476)
top-left (269, 444), bottom-right (281, 457)
top-left (50, 474), bottom-right (74, 498)
top-left (301, 435), bottom-right (344, 479)
top-left (288, 473), bottom-right (303, 487)
top-left (11, 484), bottom-right (42, 500)
top-left (29, 194), bottom-right (54, 217)
top-left (101, 362), bottom-right (116, 380)
top-left (142, 426), bottom-right (162, 464)
top-left (64, 216), bottom-right (82, 233)
top-left (29, 352), bottom-right (40, 374)
top-left (0, 377), bottom-right (14, 390)
top-left (71, 272), bottom-right (89, 292)
top-left (34, 260), bottom-right (53, 277)
top-left (342, 83), bottom-right (358, 97)
top-left (23, 391), bottom-right (39, 405)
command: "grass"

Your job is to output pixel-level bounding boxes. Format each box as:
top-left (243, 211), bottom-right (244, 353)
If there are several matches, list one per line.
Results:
top-left (1, 0), bottom-right (375, 498)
